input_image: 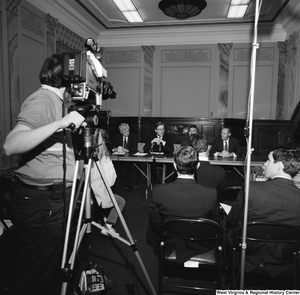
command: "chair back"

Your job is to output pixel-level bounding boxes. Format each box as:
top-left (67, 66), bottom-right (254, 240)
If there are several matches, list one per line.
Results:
top-left (161, 218), bottom-right (221, 243)
top-left (159, 218), bottom-right (223, 293)
top-left (231, 221), bottom-right (300, 288)
top-left (244, 221), bottom-right (300, 248)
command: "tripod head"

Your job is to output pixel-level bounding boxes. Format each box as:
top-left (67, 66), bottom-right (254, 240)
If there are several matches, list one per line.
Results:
top-left (73, 126), bottom-right (96, 163)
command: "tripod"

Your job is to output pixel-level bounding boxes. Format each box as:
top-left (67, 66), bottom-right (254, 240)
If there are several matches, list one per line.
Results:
top-left (60, 137), bottom-right (157, 295)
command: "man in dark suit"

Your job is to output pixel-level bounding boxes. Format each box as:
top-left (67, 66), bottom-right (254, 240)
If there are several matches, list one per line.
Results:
top-left (191, 133), bottom-right (226, 192)
top-left (112, 123), bottom-right (138, 190)
top-left (143, 122), bottom-right (174, 184)
top-left (149, 146), bottom-right (219, 263)
top-left (181, 124), bottom-right (198, 146)
top-left (227, 148), bottom-right (300, 278)
top-left (210, 127), bottom-right (245, 186)
top-left (209, 127), bottom-right (244, 157)
top-left (143, 121), bottom-right (174, 155)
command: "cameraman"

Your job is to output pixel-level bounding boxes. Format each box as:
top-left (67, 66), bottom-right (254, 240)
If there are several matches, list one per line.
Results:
top-left (3, 54), bottom-right (85, 295)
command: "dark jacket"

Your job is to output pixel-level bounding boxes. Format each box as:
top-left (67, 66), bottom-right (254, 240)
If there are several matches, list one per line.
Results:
top-left (227, 177), bottom-right (300, 278)
top-left (149, 178), bottom-right (219, 263)
top-left (195, 160), bottom-right (226, 191)
top-left (112, 132), bottom-right (138, 153)
top-left (209, 137), bottom-right (244, 156)
top-left (143, 133), bottom-right (174, 155)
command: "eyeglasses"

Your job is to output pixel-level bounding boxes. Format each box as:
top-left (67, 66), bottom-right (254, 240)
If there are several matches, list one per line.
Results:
top-left (157, 128), bottom-right (165, 131)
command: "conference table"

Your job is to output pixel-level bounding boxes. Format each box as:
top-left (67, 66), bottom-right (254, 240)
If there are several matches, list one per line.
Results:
top-left (111, 152), bottom-right (266, 198)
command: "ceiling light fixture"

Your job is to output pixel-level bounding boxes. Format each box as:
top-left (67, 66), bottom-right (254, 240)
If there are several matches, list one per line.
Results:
top-left (113, 0), bottom-right (144, 23)
top-left (158, 0), bottom-right (207, 20)
top-left (227, 0), bottom-right (251, 18)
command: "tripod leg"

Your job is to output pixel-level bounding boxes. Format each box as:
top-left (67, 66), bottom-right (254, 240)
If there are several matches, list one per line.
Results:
top-left (96, 162), bottom-right (157, 295)
top-left (60, 159), bottom-right (94, 295)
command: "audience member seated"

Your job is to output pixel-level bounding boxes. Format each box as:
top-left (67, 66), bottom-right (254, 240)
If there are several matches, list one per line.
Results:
top-left (210, 127), bottom-right (244, 158)
top-left (112, 123), bottom-right (137, 190)
top-left (143, 122), bottom-right (174, 184)
top-left (149, 146), bottom-right (219, 263)
top-left (180, 124), bottom-right (198, 146)
top-left (91, 128), bottom-right (125, 235)
top-left (191, 133), bottom-right (226, 192)
top-left (226, 147), bottom-right (300, 278)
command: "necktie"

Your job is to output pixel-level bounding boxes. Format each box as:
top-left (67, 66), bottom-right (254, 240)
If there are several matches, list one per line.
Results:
top-left (123, 137), bottom-right (127, 148)
top-left (224, 141), bottom-right (228, 152)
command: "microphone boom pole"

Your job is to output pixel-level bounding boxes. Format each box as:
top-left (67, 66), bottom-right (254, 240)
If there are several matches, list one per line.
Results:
top-left (240, 0), bottom-right (262, 289)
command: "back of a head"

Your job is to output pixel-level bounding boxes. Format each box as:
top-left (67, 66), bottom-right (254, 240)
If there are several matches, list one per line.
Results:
top-left (191, 133), bottom-right (208, 153)
top-left (174, 146), bottom-right (198, 175)
top-left (39, 54), bottom-right (63, 88)
top-left (272, 148), bottom-right (300, 177)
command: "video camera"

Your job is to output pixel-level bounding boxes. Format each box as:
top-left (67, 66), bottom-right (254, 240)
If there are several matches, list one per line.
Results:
top-left (62, 38), bottom-right (116, 128)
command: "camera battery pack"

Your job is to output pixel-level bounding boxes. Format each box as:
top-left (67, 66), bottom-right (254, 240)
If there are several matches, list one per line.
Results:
top-left (78, 267), bottom-right (106, 294)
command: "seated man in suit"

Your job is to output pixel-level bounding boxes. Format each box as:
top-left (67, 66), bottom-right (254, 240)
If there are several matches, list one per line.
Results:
top-left (181, 124), bottom-right (198, 146)
top-left (210, 127), bottom-right (244, 158)
top-left (149, 146), bottom-right (219, 263)
top-left (226, 148), bottom-right (300, 278)
top-left (191, 133), bottom-right (226, 192)
top-left (143, 122), bottom-right (174, 184)
top-left (112, 123), bottom-right (138, 190)
top-left (143, 121), bottom-right (174, 155)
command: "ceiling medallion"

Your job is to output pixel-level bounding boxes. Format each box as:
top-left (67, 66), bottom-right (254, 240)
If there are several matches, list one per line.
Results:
top-left (158, 0), bottom-right (207, 20)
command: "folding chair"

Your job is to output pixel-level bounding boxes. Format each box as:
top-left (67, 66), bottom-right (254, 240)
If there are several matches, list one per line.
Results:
top-left (231, 221), bottom-right (300, 289)
top-left (158, 218), bottom-right (223, 294)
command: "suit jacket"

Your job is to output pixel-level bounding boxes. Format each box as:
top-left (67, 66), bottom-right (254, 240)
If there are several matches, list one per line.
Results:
top-left (227, 177), bottom-right (300, 278)
top-left (143, 133), bottom-right (174, 155)
top-left (195, 160), bottom-right (226, 191)
top-left (112, 132), bottom-right (138, 153)
top-left (180, 136), bottom-right (192, 146)
top-left (149, 178), bottom-right (219, 263)
top-left (209, 137), bottom-right (244, 156)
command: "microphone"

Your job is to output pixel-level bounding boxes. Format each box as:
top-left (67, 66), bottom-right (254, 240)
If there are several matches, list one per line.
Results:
top-left (68, 104), bottom-right (94, 131)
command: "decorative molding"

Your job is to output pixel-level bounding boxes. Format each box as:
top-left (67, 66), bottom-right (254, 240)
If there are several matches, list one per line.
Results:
top-left (142, 46), bottom-right (155, 116)
top-left (142, 45), bottom-right (155, 60)
top-left (56, 23), bottom-right (85, 53)
top-left (20, 6), bottom-right (44, 37)
top-left (161, 49), bottom-right (211, 62)
top-left (234, 47), bottom-right (275, 61)
top-left (106, 51), bottom-right (140, 63)
top-left (6, 0), bottom-right (21, 14)
top-left (276, 41), bottom-right (287, 119)
top-left (218, 43), bottom-right (233, 118)
top-left (46, 13), bottom-right (58, 36)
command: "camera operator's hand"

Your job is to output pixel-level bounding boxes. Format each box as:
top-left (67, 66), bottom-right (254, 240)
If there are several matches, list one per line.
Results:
top-left (60, 111), bottom-right (86, 130)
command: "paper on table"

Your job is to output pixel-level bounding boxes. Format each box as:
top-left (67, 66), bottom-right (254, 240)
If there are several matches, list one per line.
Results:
top-left (220, 203), bottom-right (232, 215)
top-left (150, 152), bottom-right (164, 155)
top-left (134, 152), bottom-right (148, 156)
